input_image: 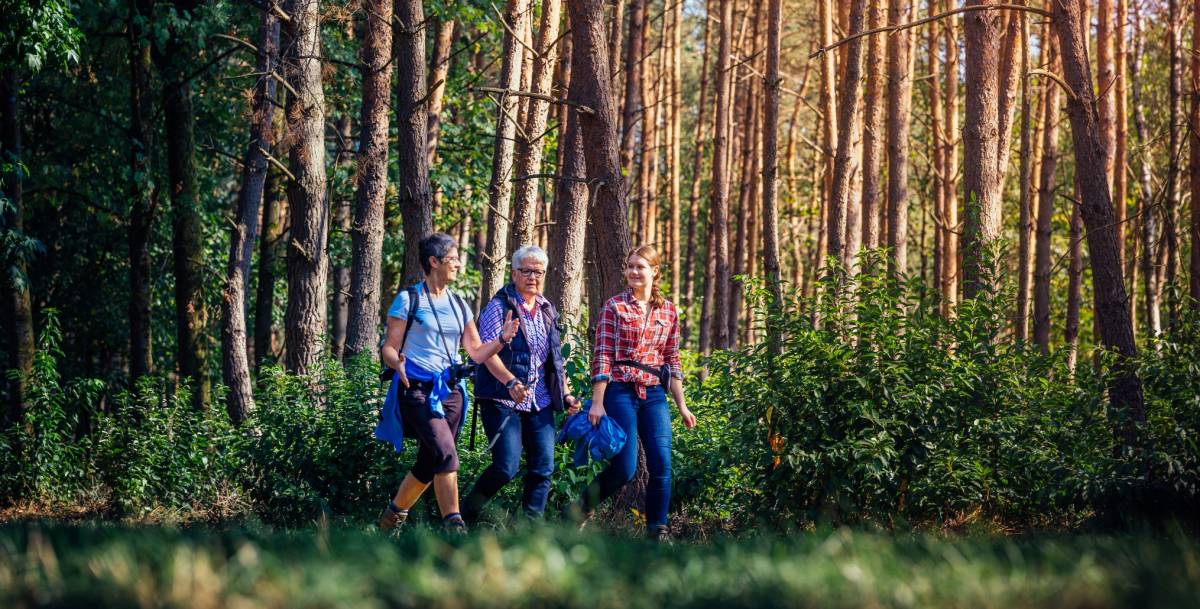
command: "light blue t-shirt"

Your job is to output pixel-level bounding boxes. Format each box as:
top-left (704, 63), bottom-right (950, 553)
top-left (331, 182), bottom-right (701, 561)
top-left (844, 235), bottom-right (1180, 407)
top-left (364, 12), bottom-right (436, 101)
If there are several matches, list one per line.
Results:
top-left (388, 282), bottom-right (474, 373)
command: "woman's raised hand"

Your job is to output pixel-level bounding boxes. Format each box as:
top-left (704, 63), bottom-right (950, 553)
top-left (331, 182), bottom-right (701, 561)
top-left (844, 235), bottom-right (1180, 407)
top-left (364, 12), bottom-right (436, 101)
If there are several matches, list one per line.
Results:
top-left (500, 310), bottom-right (520, 343)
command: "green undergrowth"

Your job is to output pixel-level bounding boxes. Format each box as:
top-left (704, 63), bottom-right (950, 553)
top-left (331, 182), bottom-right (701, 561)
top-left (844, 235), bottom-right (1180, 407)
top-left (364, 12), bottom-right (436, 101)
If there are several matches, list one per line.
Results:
top-left (2, 521), bottom-right (1199, 609)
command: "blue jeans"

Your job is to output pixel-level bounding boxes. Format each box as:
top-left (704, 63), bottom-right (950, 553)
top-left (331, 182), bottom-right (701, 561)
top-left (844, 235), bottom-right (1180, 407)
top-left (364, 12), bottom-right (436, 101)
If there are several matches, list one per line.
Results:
top-left (581, 383), bottom-right (672, 531)
top-left (462, 399), bottom-right (556, 521)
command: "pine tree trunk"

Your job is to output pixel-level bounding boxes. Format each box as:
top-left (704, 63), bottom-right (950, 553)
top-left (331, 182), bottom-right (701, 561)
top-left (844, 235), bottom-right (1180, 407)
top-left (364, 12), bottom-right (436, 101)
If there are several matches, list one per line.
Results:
top-left (941, 0), bottom-right (960, 315)
top-left (618, 0), bottom-right (645, 177)
top-left (827, 0), bottom-right (867, 266)
top-left (1164, 0), bottom-right (1181, 309)
top-left (427, 18), bottom-right (456, 166)
top-left (396, 0), bottom-right (435, 290)
top-left (546, 87), bottom-right (588, 326)
top-left (1190, 0), bottom-right (1200, 305)
top-left (511, 0), bottom-right (563, 250)
top-left (1015, 13), bottom-right (1034, 342)
top-left (818, 0), bottom-right (837, 269)
top-left (1131, 7), bottom-right (1161, 338)
top-left (1, 69), bottom-right (34, 425)
top-left (710, 0), bottom-right (734, 349)
top-left (667, 0), bottom-right (682, 303)
top-left (127, 0), bottom-right (155, 381)
top-left (344, 0), bottom-right (393, 359)
top-left (330, 115), bottom-right (353, 361)
top-left (1032, 30), bottom-right (1060, 352)
top-left (1065, 196), bottom-right (1082, 373)
top-left (480, 0), bottom-right (530, 305)
top-left (566, 0), bottom-right (632, 299)
top-left (861, 2), bottom-right (887, 254)
top-left (222, 10), bottom-right (278, 423)
top-left (157, 3), bottom-right (210, 407)
top-left (1115, 0), bottom-right (1130, 296)
top-left (762, 0), bottom-right (784, 354)
top-left (682, 0), bottom-right (713, 341)
top-left (255, 163), bottom-right (285, 369)
top-left (961, 2), bottom-right (1021, 299)
top-left (928, 9), bottom-right (944, 294)
top-left (1053, 0), bottom-right (1145, 437)
top-left (282, 0), bottom-right (329, 375)
top-left (885, 0), bottom-right (915, 276)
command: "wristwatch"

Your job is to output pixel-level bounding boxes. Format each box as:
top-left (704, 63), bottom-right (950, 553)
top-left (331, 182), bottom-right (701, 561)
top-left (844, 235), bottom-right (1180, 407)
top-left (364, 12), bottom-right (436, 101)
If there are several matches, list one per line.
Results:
top-left (505, 378), bottom-right (520, 390)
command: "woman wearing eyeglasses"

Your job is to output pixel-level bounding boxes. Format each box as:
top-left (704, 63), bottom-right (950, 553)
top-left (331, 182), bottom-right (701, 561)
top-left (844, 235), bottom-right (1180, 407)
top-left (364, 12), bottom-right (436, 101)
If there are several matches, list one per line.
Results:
top-left (461, 244), bottom-right (582, 525)
top-left (571, 244), bottom-right (697, 541)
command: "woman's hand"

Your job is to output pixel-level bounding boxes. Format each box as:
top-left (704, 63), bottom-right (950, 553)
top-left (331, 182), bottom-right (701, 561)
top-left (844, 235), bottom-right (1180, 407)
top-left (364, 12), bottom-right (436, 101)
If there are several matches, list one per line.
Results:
top-left (507, 381), bottom-right (529, 403)
top-left (394, 353), bottom-right (410, 388)
top-left (588, 400), bottom-right (607, 427)
top-left (500, 310), bottom-right (520, 343)
top-left (565, 395), bottom-right (581, 415)
top-left (677, 405), bottom-right (696, 429)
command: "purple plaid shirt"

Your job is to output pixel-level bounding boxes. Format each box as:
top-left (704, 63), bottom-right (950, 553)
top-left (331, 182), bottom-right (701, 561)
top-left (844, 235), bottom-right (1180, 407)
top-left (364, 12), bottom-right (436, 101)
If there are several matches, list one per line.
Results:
top-left (478, 292), bottom-right (552, 411)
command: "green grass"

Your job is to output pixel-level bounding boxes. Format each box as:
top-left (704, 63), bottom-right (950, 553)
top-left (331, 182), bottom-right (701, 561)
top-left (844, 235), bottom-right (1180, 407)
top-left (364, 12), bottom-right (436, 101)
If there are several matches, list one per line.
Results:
top-left (2, 522), bottom-right (1199, 608)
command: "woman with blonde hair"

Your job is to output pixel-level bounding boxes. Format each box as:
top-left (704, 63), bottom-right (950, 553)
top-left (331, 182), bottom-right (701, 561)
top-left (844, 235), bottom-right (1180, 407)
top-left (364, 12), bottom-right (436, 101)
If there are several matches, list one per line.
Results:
top-left (572, 244), bottom-right (696, 540)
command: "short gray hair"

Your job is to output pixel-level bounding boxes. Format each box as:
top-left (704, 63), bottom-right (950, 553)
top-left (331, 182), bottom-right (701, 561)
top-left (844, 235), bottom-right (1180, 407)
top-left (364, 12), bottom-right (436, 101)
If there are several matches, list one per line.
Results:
top-left (511, 244), bottom-right (549, 270)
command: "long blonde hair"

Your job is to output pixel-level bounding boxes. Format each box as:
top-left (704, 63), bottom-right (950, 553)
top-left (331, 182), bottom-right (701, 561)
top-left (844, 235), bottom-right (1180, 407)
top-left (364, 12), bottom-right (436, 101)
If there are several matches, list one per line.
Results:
top-left (625, 245), bottom-right (665, 310)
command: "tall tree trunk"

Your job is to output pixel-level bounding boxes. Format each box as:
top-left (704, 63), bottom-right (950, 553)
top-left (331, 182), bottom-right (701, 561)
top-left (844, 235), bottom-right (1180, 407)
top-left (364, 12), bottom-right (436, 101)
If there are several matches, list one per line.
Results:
top-left (861, 2), bottom-right (887, 254)
top-left (827, 0), bottom-right (867, 266)
top-left (763, 0), bottom-right (784, 354)
top-left (928, 6), bottom-right (945, 294)
top-left (886, 0), bottom-right (915, 276)
top-left (546, 96), bottom-right (588, 326)
top-left (1131, 7), bottom-right (1160, 338)
top-left (511, 0), bottom-right (563, 249)
top-left (1190, 0), bottom-right (1200, 305)
top-left (1115, 0), bottom-right (1130, 293)
top-left (1032, 30), bottom-right (1060, 352)
top-left (282, 0), bottom-right (329, 375)
top-left (255, 164), bottom-right (285, 369)
top-left (566, 0), bottom-right (632, 305)
top-left (330, 115), bottom-right (353, 360)
top-left (427, 18), bottom-right (456, 166)
top-left (127, 0), bottom-right (154, 382)
top-left (961, 2), bottom-right (1021, 299)
top-left (941, 0), bottom-right (960, 315)
top-left (667, 0), bottom-right (682, 303)
top-left (710, 0), bottom-right (734, 349)
top-left (345, 0), bottom-right (393, 359)
top-left (1164, 0), bottom-right (1181, 310)
top-left (818, 0), bottom-right (837, 270)
top-left (1, 69), bottom-right (34, 425)
top-left (1065, 196), bottom-right (1082, 373)
top-left (222, 10), bottom-right (278, 423)
top-left (1015, 12), bottom-right (1034, 342)
top-left (480, 0), bottom-right (530, 305)
top-left (682, 0), bottom-right (713, 339)
top-left (396, 0), bottom-right (435, 290)
top-left (1053, 0), bottom-right (1145, 438)
top-left (618, 0), bottom-right (645, 177)
top-left (1097, 0), bottom-right (1116, 196)
top-left (157, 2), bottom-right (210, 407)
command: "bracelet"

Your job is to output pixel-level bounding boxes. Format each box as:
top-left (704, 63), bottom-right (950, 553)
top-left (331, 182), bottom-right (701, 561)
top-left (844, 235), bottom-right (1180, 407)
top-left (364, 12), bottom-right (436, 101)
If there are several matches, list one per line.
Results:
top-left (499, 335), bottom-right (512, 346)
top-left (505, 378), bottom-right (520, 389)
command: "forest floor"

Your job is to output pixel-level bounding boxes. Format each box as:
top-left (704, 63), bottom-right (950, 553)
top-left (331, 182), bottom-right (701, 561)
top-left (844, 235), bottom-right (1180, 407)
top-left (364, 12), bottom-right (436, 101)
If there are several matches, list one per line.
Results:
top-left (2, 518), bottom-right (1199, 609)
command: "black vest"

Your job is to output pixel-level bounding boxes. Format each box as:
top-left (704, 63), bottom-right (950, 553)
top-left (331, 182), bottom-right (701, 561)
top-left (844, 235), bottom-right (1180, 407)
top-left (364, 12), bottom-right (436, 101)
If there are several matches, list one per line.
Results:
top-left (473, 284), bottom-right (567, 410)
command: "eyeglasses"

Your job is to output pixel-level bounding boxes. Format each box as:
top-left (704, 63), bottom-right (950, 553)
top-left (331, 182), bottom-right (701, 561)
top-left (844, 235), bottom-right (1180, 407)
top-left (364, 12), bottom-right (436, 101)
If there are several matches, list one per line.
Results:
top-left (516, 267), bottom-right (545, 279)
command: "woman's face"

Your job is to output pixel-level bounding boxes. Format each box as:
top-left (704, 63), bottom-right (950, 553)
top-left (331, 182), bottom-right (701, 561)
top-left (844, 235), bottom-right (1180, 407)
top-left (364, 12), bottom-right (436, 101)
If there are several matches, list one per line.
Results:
top-left (511, 256), bottom-right (545, 298)
top-left (431, 246), bottom-right (461, 282)
top-left (624, 254), bottom-right (655, 291)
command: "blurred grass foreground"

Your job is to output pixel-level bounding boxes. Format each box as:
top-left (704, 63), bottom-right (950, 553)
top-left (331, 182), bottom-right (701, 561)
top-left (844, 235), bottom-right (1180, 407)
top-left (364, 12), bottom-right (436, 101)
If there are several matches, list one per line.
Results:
top-left (2, 522), bottom-right (1199, 609)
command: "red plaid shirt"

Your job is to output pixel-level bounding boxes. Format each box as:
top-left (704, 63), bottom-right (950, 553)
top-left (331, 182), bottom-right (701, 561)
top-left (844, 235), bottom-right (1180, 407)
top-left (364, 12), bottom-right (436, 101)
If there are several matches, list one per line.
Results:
top-left (591, 289), bottom-right (683, 398)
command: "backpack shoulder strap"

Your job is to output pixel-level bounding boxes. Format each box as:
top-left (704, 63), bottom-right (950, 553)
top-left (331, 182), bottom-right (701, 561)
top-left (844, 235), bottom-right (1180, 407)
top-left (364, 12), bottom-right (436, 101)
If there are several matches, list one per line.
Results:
top-left (398, 285), bottom-right (420, 353)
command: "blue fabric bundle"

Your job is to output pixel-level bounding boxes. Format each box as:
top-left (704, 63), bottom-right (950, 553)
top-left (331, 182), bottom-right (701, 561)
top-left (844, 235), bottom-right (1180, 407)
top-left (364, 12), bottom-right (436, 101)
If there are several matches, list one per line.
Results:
top-left (556, 407), bottom-right (627, 466)
top-left (374, 361), bottom-right (470, 454)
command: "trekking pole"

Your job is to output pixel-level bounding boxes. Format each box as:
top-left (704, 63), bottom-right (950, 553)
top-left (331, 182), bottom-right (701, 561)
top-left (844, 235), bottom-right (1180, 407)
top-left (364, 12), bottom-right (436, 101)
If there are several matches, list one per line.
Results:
top-left (469, 401), bottom-right (479, 450)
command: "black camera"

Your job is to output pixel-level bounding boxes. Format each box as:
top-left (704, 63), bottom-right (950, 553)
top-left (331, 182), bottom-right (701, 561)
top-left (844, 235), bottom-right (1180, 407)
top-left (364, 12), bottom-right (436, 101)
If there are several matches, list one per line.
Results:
top-left (449, 362), bottom-right (477, 383)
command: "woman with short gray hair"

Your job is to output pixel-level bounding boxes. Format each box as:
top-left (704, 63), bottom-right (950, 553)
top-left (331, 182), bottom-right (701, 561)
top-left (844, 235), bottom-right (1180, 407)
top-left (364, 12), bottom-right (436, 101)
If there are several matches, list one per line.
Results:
top-left (461, 244), bottom-right (581, 524)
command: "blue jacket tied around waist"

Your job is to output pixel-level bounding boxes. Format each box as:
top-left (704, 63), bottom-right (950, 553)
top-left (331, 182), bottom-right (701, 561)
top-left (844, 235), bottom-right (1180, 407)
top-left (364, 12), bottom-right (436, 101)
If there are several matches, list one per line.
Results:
top-left (374, 359), bottom-right (470, 453)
